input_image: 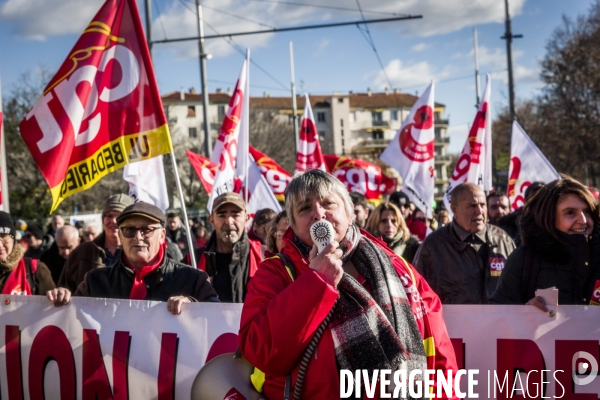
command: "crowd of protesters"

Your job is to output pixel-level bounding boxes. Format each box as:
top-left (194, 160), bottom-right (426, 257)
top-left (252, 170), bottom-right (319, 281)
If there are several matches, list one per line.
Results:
top-left (0, 170), bottom-right (598, 397)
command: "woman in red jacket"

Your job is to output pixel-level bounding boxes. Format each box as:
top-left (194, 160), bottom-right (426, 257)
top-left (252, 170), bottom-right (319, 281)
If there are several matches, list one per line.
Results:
top-left (240, 170), bottom-right (458, 399)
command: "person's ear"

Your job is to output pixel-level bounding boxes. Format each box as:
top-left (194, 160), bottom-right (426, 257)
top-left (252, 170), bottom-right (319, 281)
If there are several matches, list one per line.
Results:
top-left (451, 203), bottom-right (457, 215)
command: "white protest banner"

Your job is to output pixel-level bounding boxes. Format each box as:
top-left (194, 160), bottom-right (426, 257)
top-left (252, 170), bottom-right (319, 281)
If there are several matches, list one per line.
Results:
top-left (507, 121), bottom-right (560, 211)
top-left (2, 297), bottom-right (600, 399)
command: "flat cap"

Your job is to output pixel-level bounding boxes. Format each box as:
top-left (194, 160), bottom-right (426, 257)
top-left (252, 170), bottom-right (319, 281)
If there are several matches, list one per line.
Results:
top-left (212, 192), bottom-right (246, 213)
top-left (117, 201), bottom-right (166, 226)
top-left (103, 193), bottom-right (134, 216)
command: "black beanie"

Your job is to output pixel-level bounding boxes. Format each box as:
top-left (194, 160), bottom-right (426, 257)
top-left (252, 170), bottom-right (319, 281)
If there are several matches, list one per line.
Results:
top-left (26, 224), bottom-right (44, 240)
top-left (0, 212), bottom-right (16, 237)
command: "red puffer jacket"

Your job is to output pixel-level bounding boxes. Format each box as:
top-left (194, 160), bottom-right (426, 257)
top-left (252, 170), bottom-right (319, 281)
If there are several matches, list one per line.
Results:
top-left (239, 227), bottom-right (458, 399)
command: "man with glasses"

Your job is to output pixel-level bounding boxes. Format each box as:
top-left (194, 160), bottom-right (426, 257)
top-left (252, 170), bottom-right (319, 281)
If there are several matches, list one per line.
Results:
top-left (47, 202), bottom-right (218, 314)
top-left (58, 194), bottom-right (134, 292)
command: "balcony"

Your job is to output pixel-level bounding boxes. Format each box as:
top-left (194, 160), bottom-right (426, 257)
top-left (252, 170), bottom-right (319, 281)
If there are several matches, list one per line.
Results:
top-left (371, 120), bottom-right (389, 127)
top-left (435, 119), bottom-right (449, 125)
top-left (435, 155), bottom-right (453, 163)
top-left (434, 137), bottom-right (450, 144)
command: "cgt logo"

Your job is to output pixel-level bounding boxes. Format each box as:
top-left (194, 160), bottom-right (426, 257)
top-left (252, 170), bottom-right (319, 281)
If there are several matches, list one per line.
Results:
top-left (489, 257), bottom-right (505, 276)
top-left (572, 351), bottom-right (599, 386)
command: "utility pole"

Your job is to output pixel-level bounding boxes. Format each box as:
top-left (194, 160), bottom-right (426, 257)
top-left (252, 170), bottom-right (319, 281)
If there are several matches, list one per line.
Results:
top-left (195, 0), bottom-right (212, 157)
top-left (289, 42), bottom-right (299, 155)
top-left (145, 0), bottom-right (152, 59)
top-left (473, 29), bottom-right (481, 108)
top-left (501, 0), bottom-right (522, 122)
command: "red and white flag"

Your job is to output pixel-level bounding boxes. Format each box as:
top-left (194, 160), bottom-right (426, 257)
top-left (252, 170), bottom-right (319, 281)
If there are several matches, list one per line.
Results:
top-left (207, 55), bottom-right (248, 212)
top-left (325, 155), bottom-right (396, 204)
top-left (443, 74), bottom-right (493, 215)
top-left (123, 156), bottom-right (169, 211)
top-left (295, 94), bottom-right (326, 174)
top-left (507, 121), bottom-right (559, 210)
top-left (19, 0), bottom-right (172, 213)
top-left (244, 154), bottom-right (282, 214)
top-left (249, 146), bottom-right (291, 202)
top-left (380, 81), bottom-right (435, 217)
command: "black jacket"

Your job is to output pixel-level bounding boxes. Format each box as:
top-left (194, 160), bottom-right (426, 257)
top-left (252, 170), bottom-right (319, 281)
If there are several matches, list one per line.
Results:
top-left (491, 227), bottom-right (600, 305)
top-left (74, 253), bottom-right (218, 302)
top-left (40, 242), bottom-right (66, 285)
top-left (413, 222), bottom-right (516, 304)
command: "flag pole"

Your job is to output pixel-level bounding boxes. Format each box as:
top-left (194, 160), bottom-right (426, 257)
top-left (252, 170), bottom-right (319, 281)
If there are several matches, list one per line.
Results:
top-left (243, 49), bottom-right (250, 204)
top-left (0, 78), bottom-right (8, 212)
top-left (169, 151), bottom-right (197, 267)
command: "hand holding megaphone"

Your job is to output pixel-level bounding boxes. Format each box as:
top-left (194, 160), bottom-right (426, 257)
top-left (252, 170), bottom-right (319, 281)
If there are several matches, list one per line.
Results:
top-left (308, 220), bottom-right (343, 288)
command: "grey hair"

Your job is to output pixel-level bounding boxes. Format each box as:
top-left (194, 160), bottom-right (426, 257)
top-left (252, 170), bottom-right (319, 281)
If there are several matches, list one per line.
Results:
top-left (56, 225), bottom-right (79, 242)
top-left (285, 169), bottom-right (354, 227)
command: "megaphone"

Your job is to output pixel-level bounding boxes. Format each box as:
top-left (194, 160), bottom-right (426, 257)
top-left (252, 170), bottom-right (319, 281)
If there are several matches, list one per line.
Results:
top-left (190, 352), bottom-right (264, 400)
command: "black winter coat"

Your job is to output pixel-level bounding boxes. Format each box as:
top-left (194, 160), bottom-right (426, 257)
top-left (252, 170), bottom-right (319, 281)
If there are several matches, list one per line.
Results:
top-left (490, 226), bottom-right (600, 305)
top-left (74, 253), bottom-right (218, 302)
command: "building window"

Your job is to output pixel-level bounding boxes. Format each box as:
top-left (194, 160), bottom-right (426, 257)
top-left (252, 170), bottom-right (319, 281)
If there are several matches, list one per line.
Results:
top-left (338, 98), bottom-right (344, 103)
top-left (340, 119), bottom-right (344, 127)
top-left (391, 110), bottom-right (398, 120)
top-left (435, 111), bottom-right (441, 121)
top-left (317, 112), bottom-right (326, 122)
top-left (341, 129), bottom-right (344, 138)
top-left (319, 131), bottom-right (326, 141)
top-left (435, 127), bottom-right (442, 140)
top-left (218, 105), bottom-right (225, 121)
top-left (341, 139), bottom-right (345, 147)
top-left (372, 131), bottom-right (383, 140)
top-left (372, 111), bottom-right (382, 122)
top-left (189, 127), bottom-right (198, 138)
top-left (187, 105), bottom-right (196, 117)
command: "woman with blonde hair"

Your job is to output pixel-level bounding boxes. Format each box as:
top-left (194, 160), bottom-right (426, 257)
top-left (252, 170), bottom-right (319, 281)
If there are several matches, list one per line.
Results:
top-left (365, 202), bottom-right (420, 263)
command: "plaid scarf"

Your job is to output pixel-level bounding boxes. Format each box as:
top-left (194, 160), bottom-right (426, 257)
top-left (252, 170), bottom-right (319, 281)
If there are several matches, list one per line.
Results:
top-left (332, 224), bottom-right (426, 398)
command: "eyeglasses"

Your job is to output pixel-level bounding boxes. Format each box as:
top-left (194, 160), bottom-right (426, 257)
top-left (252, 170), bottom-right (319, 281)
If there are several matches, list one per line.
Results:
top-left (0, 235), bottom-right (13, 245)
top-left (119, 226), bottom-right (162, 239)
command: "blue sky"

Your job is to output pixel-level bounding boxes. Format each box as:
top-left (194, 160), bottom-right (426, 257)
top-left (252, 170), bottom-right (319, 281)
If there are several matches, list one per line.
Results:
top-left (0, 0), bottom-right (595, 154)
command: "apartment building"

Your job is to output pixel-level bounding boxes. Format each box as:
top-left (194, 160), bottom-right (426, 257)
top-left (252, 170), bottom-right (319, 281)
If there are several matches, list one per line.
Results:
top-left (162, 88), bottom-right (451, 199)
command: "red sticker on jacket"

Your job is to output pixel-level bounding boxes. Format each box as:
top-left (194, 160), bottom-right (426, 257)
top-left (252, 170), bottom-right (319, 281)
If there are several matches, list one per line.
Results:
top-left (489, 257), bottom-right (505, 277)
top-left (590, 280), bottom-right (600, 305)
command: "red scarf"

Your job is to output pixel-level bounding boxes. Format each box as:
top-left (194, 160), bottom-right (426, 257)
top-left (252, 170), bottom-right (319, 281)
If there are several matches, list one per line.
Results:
top-left (126, 243), bottom-right (165, 300)
top-left (2, 258), bottom-right (37, 295)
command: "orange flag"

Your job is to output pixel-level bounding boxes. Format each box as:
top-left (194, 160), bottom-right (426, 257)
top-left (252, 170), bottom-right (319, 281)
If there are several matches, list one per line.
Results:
top-left (19, 0), bottom-right (172, 212)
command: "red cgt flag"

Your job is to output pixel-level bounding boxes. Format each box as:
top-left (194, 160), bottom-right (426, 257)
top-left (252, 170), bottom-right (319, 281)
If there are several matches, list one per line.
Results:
top-left (249, 146), bottom-right (291, 202)
top-left (186, 150), bottom-right (219, 194)
top-left (324, 155), bottom-right (396, 204)
top-left (19, 0), bottom-right (172, 212)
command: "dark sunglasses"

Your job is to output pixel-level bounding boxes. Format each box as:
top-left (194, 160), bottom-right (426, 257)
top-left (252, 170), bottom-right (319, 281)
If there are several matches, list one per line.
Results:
top-left (119, 226), bottom-right (162, 239)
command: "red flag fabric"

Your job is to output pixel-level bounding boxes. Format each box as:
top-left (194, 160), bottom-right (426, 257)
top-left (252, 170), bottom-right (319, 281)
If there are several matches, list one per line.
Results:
top-left (249, 147), bottom-right (291, 202)
top-left (19, 0), bottom-right (172, 212)
top-left (295, 94), bottom-right (326, 174)
top-left (324, 155), bottom-right (396, 204)
top-left (186, 150), bottom-right (218, 194)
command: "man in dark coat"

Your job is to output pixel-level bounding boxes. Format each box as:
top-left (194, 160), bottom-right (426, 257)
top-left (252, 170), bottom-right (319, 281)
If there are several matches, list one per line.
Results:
top-left (47, 202), bottom-right (218, 314)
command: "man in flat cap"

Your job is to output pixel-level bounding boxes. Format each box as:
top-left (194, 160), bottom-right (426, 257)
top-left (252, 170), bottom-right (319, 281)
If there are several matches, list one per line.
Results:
top-left (58, 193), bottom-right (134, 292)
top-left (194, 192), bottom-right (263, 302)
top-left (48, 201), bottom-right (218, 314)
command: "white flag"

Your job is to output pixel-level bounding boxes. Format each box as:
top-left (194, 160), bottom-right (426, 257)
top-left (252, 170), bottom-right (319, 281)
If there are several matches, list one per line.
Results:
top-left (380, 81), bottom-right (435, 218)
top-left (443, 74), bottom-right (493, 215)
top-left (245, 153), bottom-right (282, 215)
top-left (507, 121), bottom-right (559, 210)
top-left (207, 56), bottom-right (249, 212)
top-left (295, 94), bottom-right (326, 174)
top-left (123, 156), bottom-right (169, 211)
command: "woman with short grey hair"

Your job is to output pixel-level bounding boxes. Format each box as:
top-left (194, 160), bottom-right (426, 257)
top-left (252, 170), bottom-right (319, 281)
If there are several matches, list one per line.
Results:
top-left (239, 169), bottom-right (458, 399)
